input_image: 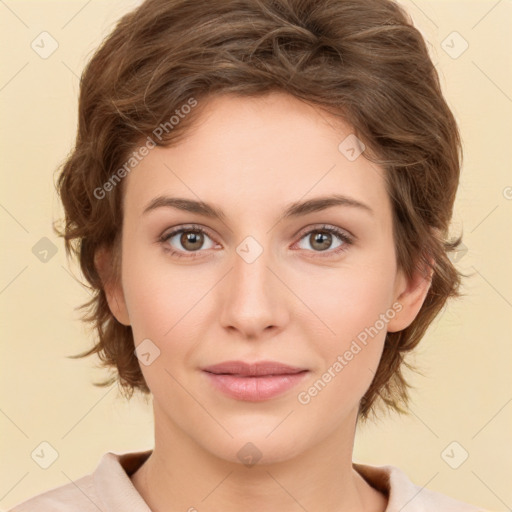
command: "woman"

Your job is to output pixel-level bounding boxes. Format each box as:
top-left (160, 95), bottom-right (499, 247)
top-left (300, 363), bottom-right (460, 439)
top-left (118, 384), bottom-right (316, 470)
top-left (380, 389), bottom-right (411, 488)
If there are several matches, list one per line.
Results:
top-left (9, 0), bottom-right (491, 510)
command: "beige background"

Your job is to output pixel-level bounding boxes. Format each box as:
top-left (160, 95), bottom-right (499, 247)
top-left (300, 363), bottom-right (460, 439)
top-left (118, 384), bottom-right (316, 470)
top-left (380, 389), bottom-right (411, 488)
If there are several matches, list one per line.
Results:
top-left (1, 0), bottom-right (511, 510)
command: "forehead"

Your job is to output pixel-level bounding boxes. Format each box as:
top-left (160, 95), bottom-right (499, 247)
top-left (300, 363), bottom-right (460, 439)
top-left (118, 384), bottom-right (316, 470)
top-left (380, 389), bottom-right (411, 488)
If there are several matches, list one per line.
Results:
top-left (123, 92), bottom-right (390, 219)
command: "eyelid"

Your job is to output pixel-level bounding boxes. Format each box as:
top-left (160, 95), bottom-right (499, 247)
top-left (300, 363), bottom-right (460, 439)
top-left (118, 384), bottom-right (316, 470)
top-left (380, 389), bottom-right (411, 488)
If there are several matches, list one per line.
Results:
top-left (160, 223), bottom-right (217, 242)
top-left (293, 223), bottom-right (355, 243)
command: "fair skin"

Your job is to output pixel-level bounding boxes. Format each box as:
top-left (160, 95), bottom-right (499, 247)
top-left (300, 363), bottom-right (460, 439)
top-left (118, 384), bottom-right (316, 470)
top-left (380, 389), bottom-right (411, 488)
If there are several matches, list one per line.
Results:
top-left (97, 92), bottom-right (431, 512)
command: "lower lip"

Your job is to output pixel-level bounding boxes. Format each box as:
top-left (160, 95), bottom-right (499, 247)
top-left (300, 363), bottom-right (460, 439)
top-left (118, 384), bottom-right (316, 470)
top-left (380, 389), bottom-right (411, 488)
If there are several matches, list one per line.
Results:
top-left (203, 371), bottom-right (309, 401)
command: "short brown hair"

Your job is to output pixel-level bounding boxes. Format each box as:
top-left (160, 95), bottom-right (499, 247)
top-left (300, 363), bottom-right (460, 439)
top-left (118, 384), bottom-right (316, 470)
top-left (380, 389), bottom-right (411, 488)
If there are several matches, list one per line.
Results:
top-left (54, 0), bottom-right (463, 420)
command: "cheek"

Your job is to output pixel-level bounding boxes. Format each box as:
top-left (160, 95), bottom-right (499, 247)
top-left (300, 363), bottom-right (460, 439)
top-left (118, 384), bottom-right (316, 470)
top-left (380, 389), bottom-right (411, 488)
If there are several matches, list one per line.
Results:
top-left (295, 272), bottom-right (393, 417)
top-left (121, 238), bottom-right (207, 338)
top-left (293, 260), bottom-right (397, 400)
top-left (121, 259), bottom-right (202, 397)
top-left (121, 247), bottom-right (217, 388)
top-left (298, 263), bottom-right (397, 344)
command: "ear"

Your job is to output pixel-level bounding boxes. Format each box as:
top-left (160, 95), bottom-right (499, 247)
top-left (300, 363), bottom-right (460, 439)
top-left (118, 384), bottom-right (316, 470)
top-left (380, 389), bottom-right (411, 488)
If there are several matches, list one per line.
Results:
top-left (387, 259), bottom-right (433, 333)
top-left (94, 246), bottom-right (131, 326)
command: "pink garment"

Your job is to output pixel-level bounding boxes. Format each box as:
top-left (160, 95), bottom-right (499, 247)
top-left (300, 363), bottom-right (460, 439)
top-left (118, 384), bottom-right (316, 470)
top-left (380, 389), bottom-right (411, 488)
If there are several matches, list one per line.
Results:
top-left (8, 450), bottom-right (489, 511)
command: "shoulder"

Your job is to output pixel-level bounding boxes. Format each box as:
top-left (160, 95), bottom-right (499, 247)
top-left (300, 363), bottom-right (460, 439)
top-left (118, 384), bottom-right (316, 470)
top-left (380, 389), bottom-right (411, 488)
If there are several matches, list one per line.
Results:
top-left (353, 462), bottom-right (492, 512)
top-left (6, 474), bottom-right (98, 512)
top-left (6, 450), bottom-right (152, 512)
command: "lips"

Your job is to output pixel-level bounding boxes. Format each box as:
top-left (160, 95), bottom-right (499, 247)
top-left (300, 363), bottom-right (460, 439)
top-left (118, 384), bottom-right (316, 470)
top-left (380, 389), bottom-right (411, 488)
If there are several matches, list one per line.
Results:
top-left (201, 360), bottom-right (309, 401)
top-left (201, 360), bottom-right (307, 377)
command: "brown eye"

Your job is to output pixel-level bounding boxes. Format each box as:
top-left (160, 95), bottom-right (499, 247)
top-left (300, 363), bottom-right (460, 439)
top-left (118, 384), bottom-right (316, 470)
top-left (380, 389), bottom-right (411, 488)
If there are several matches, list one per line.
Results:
top-left (179, 230), bottom-right (205, 251)
top-left (309, 231), bottom-right (334, 251)
top-left (294, 225), bottom-right (353, 258)
top-left (160, 226), bottom-right (217, 257)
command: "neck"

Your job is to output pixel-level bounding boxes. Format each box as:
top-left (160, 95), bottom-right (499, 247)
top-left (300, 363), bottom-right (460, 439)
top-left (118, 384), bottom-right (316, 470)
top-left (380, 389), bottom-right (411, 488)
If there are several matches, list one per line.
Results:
top-left (130, 404), bottom-right (387, 512)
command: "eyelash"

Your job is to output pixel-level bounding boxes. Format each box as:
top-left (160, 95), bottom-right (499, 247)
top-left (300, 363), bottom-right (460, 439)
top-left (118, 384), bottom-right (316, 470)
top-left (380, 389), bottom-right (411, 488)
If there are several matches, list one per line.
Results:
top-left (158, 224), bottom-right (353, 260)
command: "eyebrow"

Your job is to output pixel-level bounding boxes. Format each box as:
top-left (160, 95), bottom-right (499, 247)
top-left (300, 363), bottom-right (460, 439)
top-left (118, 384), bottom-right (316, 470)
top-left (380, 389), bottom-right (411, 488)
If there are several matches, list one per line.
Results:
top-left (142, 194), bottom-right (374, 221)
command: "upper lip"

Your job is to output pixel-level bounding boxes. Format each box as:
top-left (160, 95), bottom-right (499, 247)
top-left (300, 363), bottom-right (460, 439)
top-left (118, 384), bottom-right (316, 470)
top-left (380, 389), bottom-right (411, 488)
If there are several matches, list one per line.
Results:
top-left (201, 360), bottom-right (307, 376)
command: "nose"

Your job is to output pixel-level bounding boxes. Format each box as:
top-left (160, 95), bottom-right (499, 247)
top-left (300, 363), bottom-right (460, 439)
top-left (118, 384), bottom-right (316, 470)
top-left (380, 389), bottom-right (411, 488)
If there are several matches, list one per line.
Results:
top-left (218, 243), bottom-right (289, 340)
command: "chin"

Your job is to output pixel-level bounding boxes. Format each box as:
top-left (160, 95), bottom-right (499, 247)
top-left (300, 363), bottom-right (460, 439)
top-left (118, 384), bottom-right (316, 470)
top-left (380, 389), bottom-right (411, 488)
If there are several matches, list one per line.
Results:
top-left (201, 428), bottom-right (309, 467)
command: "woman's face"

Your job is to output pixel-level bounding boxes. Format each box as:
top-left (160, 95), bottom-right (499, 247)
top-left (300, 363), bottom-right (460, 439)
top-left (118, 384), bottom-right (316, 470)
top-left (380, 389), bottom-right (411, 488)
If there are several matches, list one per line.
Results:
top-left (107, 92), bottom-right (424, 464)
